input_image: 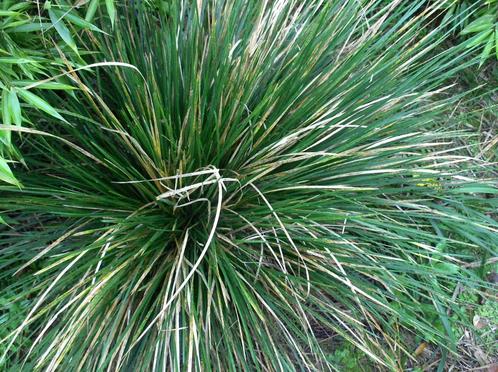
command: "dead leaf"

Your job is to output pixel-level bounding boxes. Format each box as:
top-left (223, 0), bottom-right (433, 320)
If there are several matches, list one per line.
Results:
top-left (414, 342), bottom-right (427, 357)
top-left (473, 314), bottom-right (489, 330)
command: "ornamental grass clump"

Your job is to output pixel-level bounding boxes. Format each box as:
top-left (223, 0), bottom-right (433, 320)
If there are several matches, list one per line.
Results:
top-left (0, 0), bottom-right (497, 370)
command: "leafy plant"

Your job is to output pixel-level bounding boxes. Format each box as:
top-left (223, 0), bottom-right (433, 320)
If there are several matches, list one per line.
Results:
top-left (0, 0), bottom-right (497, 371)
top-left (326, 342), bottom-right (371, 371)
top-left (0, 0), bottom-right (114, 188)
top-left (441, 0), bottom-right (498, 64)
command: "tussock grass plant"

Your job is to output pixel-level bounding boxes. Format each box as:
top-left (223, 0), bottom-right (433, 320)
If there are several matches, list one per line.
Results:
top-left (0, 0), bottom-right (497, 370)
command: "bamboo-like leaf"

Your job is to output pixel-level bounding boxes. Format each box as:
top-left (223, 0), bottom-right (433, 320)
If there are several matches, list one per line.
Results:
top-left (0, 57), bottom-right (35, 64)
top-left (105, 0), bottom-right (115, 28)
top-left (479, 35), bottom-right (495, 66)
top-left (0, 10), bottom-right (20, 17)
top-left (85, 0), bottom-right (99, 22)
top-left (464, 29), bottom-right (493, 48)
top-left (1, 89), bottom-right (12, 146)
top-left (0, 157), bottom-right (18, 186)
top-left (52, 8), bottom-right (103, 33)
top-left (2, 89), bottom-right (11, 127)
top-left (13, 81), bottom-right (76, 91)
top-left (461, 14), bottom-right (494, 35)
top-left (17, 89), bottom-right (65, 122)
top-left (48, 8), bottom-right (78, 53)
top-left (8, 89), bottom-right (22, 126)
top-left (6, 22), bottom-right (52, 33)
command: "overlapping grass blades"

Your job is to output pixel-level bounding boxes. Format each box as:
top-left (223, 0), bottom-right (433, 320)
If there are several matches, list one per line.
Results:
top-left (0, 1), bottom-right (497, 370)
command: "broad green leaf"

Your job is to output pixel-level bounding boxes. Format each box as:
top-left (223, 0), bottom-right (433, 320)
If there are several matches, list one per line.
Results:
top-left (0, 215), bottom-right (6, 225)
top-left (48, 9), bottom-right (78, 53)
top-left (13, 81), bottom-right (76, 91)
top-left (7, 2), bottom-right (32, 12)
top-left (52, 9), bottom-right (103, 33)
top-left (461, 14), bottom-right (494, 35)
top-left (0, 57), bottom-right (35, 64)
top-left (0, 127), bottom-right (12, 147)
top-left (85, 0), bottom-right (99, 22)
top-left (6, 22), bottom-right (52, 33)
top-left (2, 89), bottom-right (11, 127)
top-left (8, 89), bottom-right (22, 126)
top-left (5, 20), bottom-right (36, 30)
top-left (479, 35), bottom-right (495, 66)
top-left (464, 30), bottom-right (493, 48)
top-left (1, 89), bottom-right (12, 146)
top-left (17, 89), bottom-right (66, 122)
top-left (0, 10), bottom-right (20, 17)
top-left (105, 0), bottom-right (115, 28)
top-left (0, 157), bottom-right (18, 186)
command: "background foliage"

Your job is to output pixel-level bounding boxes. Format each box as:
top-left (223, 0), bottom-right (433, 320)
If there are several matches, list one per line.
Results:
top-left (442, 0), bottom-right (498, 64)
top-left (0, 0), bottom-right (116, 189)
